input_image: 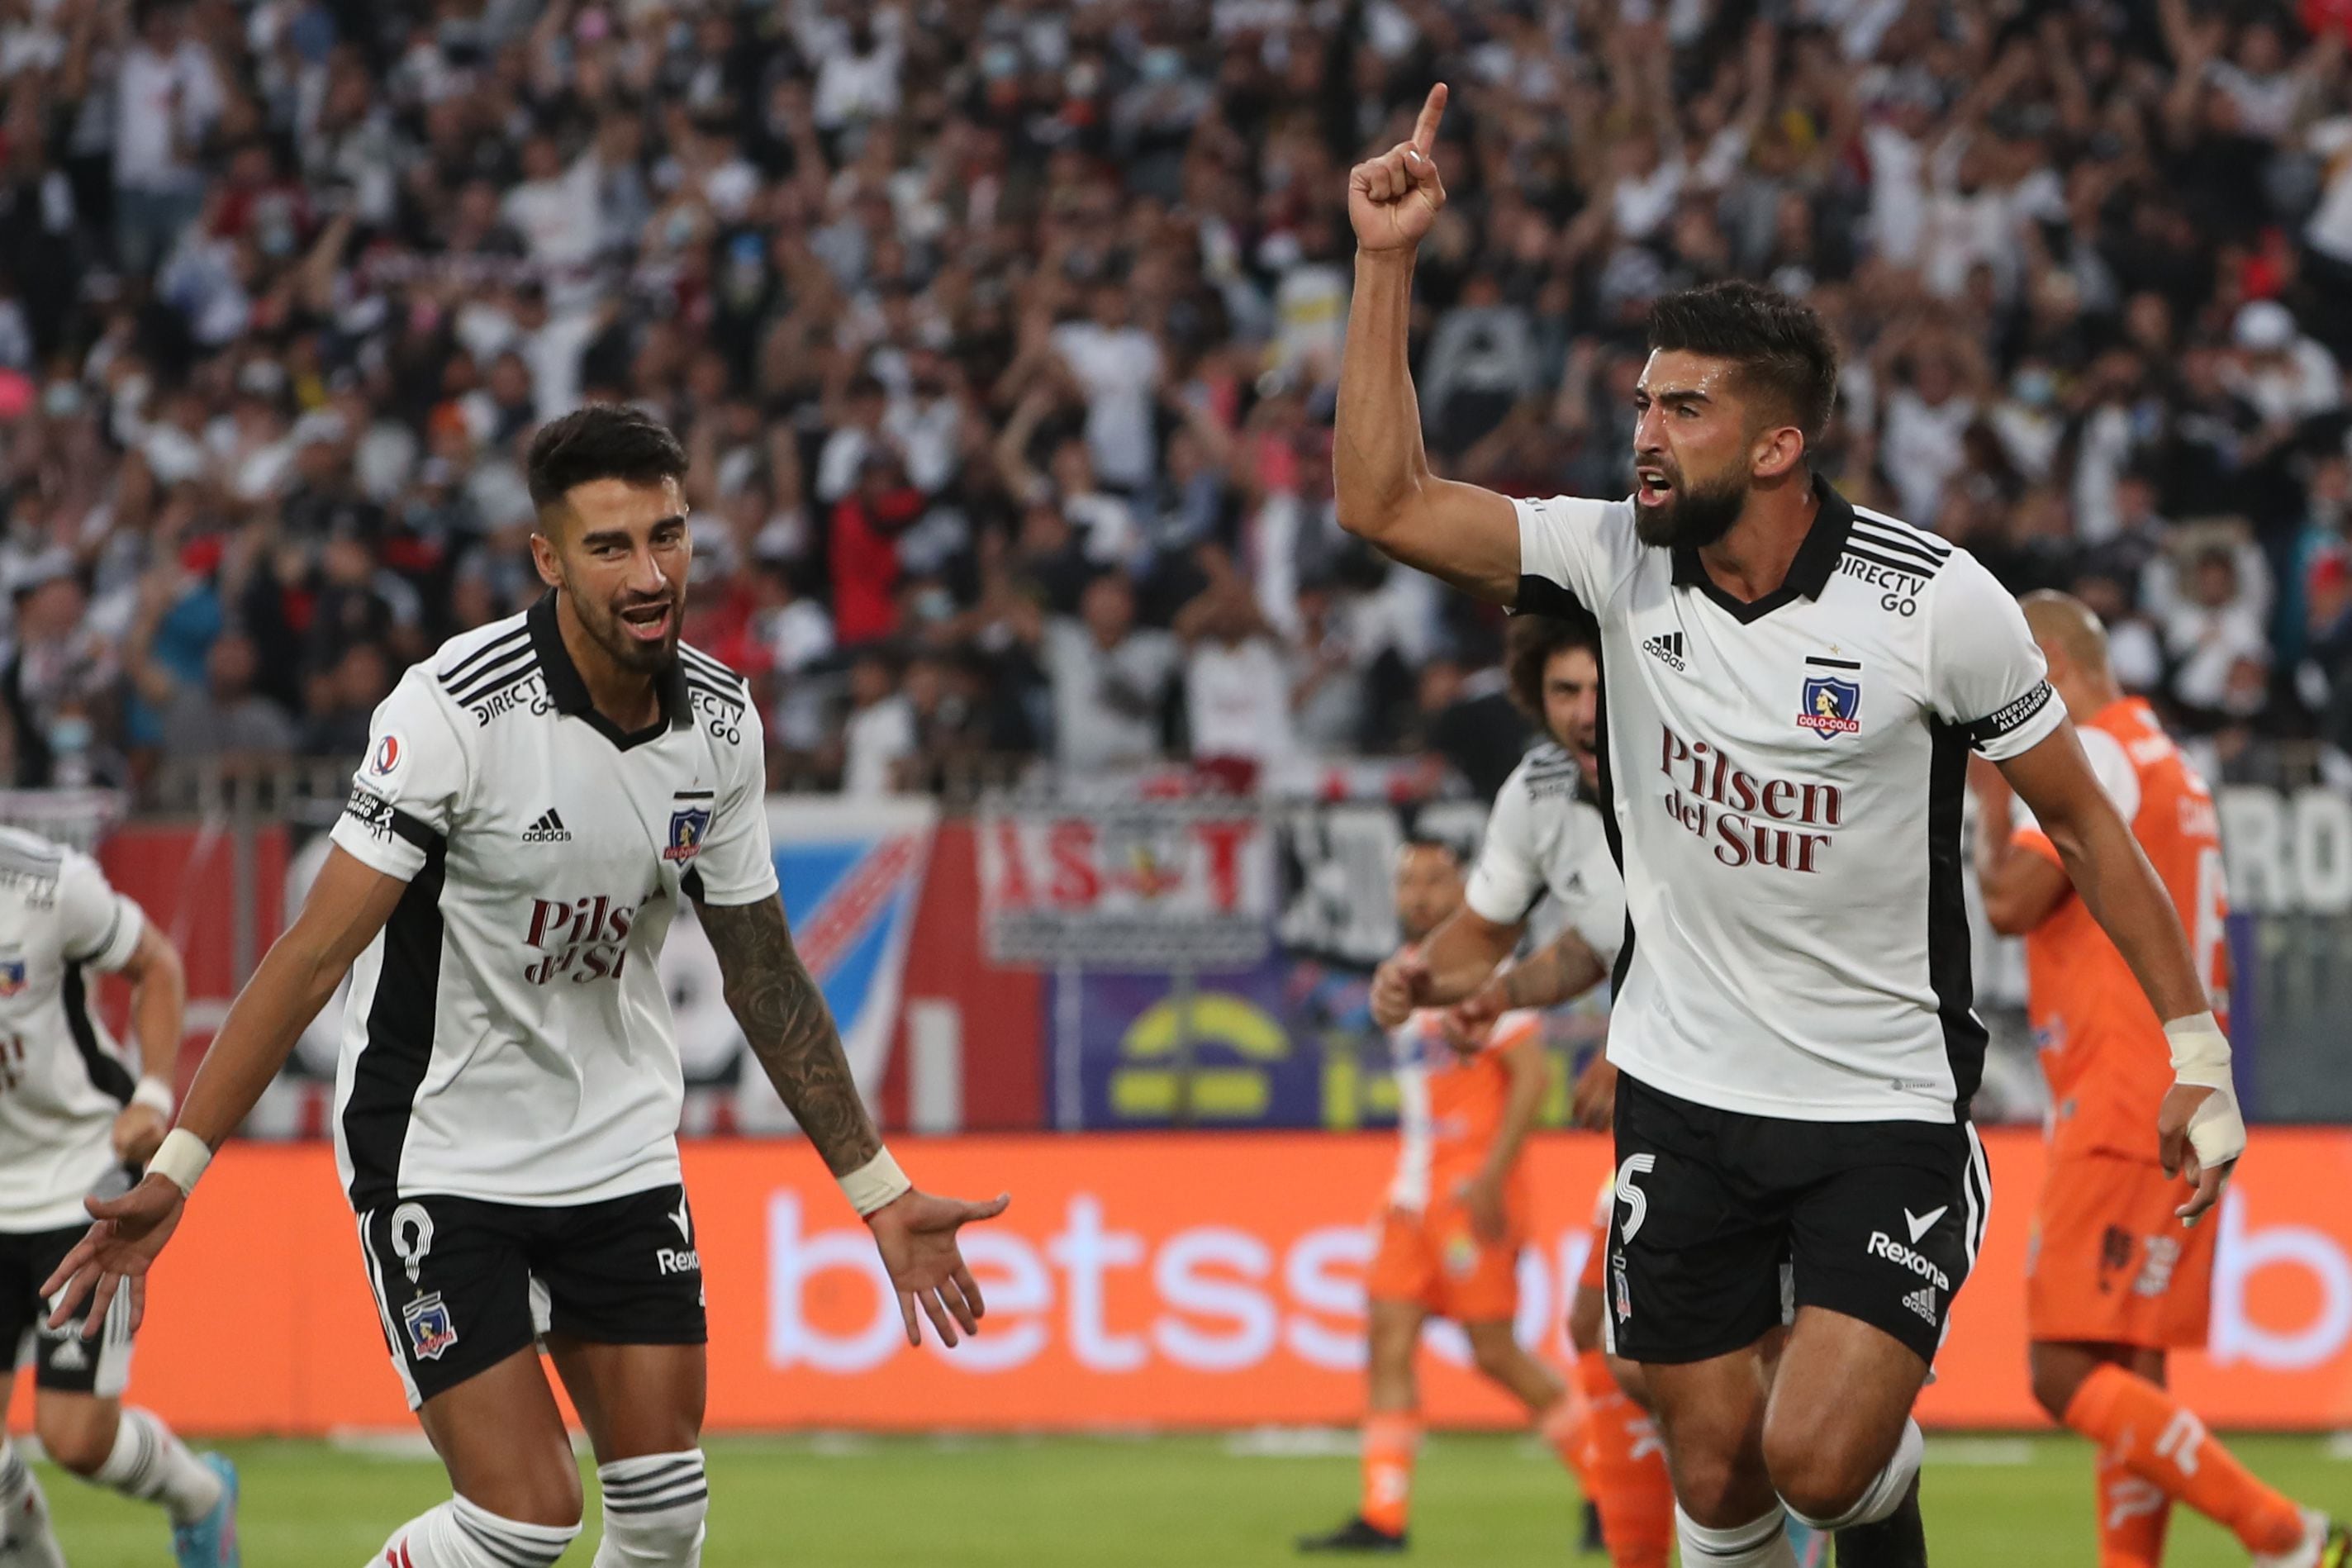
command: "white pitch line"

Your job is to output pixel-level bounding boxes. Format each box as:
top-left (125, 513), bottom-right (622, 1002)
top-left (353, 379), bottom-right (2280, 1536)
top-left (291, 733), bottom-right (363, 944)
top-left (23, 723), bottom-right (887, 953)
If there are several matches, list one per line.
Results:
top-left (1925, 1437), bottom-right (2037, 1466)
top-left (1225, 1428), bottom-right (1360, 1458)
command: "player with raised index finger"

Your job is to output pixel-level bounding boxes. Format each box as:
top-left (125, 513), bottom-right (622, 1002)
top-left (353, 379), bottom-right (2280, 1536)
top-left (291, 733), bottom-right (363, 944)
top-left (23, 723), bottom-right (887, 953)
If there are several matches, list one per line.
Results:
top-left (40, 405), bottom-right (1009, 1568)
top-left (1334, 83), bottom-right (2264, 1568)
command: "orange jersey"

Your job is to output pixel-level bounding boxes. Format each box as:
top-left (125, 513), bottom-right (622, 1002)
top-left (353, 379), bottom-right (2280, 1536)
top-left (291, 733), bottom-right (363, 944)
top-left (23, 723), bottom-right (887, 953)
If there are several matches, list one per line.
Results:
top-left (1387, 1008), bottom-right (1541, 1214)
top-left (2013, 697), bottom-right (2228, 1162)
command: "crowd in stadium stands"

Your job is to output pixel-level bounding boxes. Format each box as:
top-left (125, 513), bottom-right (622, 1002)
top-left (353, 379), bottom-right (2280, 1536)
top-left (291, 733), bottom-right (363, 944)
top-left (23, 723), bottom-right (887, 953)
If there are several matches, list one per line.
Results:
top-left (3, 0), bottom-right (2352, 800)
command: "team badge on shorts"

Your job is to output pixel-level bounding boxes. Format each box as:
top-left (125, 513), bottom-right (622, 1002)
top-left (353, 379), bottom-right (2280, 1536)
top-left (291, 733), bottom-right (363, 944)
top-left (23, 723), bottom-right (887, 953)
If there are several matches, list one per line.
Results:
top-left (402, 1292), bottom-right (459, 1360)
top-left (1443, 1233), bottom-right (1477, 1279)
top-left (1798, 660), bottom-right (1862, 739)
top-left (663, 801), bottom-right (713, 863)
top-left (0, 958), bottom-right (23, 996)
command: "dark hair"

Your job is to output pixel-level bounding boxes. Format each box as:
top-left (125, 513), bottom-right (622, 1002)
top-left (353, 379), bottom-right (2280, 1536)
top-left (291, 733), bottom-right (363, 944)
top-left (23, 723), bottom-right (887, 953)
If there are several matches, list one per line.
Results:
top-left (1398, 833), bottom-right (1465, 867)
top-left (1645, 281), bottom-right (1841, 446)
top-left (1504, 609), bottom-right (1601, 721)
top-left (525, 404), bottom-right (690, 518)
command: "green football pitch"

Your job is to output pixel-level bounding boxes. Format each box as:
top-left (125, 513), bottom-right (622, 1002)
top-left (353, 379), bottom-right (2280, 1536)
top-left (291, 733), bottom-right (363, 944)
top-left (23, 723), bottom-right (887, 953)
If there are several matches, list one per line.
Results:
top-left (33, 1430), bottom-right (2352, 1565)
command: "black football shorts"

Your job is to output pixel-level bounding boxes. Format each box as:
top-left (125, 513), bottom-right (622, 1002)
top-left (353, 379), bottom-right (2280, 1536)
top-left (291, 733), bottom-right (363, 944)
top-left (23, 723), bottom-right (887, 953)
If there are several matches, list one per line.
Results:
top-left (1604, 1072), bottom-right (1990, 1365)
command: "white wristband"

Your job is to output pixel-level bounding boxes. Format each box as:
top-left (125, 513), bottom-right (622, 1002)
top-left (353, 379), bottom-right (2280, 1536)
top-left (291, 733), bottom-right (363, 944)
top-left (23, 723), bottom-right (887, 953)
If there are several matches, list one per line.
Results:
top-left (130, 1076), bottom-right (174, 1118)
top-left (2163, 1011), bottom-right (2247, 1170)
top-left (147, 1128), bottom-right (212, 1195)
top-left (839, 1147), bottom-right (912, 1218)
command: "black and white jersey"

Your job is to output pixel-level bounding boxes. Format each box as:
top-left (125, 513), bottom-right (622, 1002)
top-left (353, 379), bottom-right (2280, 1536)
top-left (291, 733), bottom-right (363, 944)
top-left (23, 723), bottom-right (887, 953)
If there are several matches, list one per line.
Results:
top-left (0, 830), bottom-right (146, 1231)
top-left (1463, 742), bottom-right (1626, 971)
top-left (328, 593), bottom-right (777, 1211)
top-left (1514, 478), bottom-right (2063, 1124)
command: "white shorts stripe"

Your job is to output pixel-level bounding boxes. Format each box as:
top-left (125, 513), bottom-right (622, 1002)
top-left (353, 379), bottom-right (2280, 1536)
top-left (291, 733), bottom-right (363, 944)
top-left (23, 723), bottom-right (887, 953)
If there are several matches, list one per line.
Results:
top-left (355, 1210), bottom-right (423, 1409)
top-left (1961, 1124), bottom-right (1992, 1270)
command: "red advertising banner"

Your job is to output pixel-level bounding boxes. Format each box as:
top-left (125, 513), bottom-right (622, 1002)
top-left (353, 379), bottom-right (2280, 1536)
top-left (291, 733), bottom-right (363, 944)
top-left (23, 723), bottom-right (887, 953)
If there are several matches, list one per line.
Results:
top-left (32, 1129), bottom-right (2352, 1434)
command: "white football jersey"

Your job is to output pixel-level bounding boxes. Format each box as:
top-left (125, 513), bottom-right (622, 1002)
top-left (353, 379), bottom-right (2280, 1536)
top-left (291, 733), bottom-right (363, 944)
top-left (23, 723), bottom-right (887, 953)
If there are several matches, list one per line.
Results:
top-left (1463, 741), bottom-right (1627, 971)
top-left (328, 594), bottom-right (779, 1210)
top-left (1514, 479), bottom-right (2064, 1124)
top-left (0, 830), bottom-right (148, 1230)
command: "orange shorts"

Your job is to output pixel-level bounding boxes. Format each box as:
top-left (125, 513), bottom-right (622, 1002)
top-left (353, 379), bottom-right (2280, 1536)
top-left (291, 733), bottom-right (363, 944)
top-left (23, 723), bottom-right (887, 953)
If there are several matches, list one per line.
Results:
top-left (2027, 1151), bottom-right (2218, 1349)
top-left (1368, 1205), bottom-right (1520, 1323)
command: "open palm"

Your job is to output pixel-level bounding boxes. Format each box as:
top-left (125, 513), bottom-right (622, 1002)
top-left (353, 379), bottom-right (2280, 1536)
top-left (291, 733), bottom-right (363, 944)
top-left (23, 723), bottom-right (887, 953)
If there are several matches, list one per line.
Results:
top-left (867, 1187), bottom-right (1011, 1347)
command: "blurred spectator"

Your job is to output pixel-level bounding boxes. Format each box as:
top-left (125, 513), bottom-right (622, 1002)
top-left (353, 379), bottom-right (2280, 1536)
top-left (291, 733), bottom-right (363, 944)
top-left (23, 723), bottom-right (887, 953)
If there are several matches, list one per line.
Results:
top-left (839, 649), bottom-right (915, 796)
top-left (3, 0), bottom-right (2352, 806)
top-left (126, 580), bottom-right (296, 772)
top-left (1042, 572), bottom-right (1179, 773)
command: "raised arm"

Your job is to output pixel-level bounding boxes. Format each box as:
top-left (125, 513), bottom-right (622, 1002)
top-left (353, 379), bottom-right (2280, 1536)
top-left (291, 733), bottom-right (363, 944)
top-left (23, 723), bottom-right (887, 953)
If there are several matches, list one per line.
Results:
top-left (1334, 84), bottom-right (1522, 602)
top-left (1997, 725), bottom-right (2242, 1219)
top-left (693, 891), bottom-right (1006, 1346)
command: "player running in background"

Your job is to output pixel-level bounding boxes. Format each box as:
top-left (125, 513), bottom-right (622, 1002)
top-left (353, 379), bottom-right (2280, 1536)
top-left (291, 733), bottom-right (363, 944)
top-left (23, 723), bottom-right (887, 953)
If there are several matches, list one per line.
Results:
top-left (0, 828), bottom-right (237, 1567)
top-left (41, 406), bottom-right (1005, 1568)
top-left (1364, 614), bottom-right (1676, 1568)
top-left (1338, 86), bottom-right (2257, 1568)
top-left (1299, 838), bottom-right (1583, 1554)
top-left (1974, 594), bottom-right (2344, 1568)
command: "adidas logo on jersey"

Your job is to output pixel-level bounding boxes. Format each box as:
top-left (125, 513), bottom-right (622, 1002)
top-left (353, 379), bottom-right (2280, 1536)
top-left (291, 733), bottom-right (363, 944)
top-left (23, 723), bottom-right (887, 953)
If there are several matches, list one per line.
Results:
top-left (1642, 631), bottom-right (1688, 672)
top-left (1900, 1285), bottom-right (1938, 1325)
top-left (522, 809), bottom-right (572, 843)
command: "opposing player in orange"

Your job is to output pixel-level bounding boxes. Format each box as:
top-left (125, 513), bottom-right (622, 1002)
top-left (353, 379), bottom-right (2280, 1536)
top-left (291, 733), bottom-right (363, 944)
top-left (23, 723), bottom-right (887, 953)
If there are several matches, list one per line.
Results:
top-left (1975, 592), bottom-right (2344, 1568)
top-left (1299, 837), bottom-right (1583, 1555)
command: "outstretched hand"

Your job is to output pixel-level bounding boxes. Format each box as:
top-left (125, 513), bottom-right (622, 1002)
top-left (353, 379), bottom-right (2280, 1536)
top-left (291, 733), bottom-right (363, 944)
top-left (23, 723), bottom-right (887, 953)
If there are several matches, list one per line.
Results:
top-left (866, 1187), bottom-right (1012, 1347)
top-left (1348, 85), bottom-right (1449, 253)
top-left (41, 1173), bottom-right (187, 1339)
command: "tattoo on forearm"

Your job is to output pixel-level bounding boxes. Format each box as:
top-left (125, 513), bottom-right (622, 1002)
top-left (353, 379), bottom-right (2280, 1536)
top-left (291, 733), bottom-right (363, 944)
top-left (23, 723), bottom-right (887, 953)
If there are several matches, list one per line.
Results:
top-left (695, 895), bottom-right (881, 1176)
top-left (1507, 932), bottom-right (1598, 1011)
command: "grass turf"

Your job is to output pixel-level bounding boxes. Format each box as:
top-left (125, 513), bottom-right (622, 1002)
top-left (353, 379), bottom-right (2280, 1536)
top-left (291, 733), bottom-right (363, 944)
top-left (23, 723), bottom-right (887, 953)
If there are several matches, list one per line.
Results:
top-left (32, 1430), bottom-right (2350, 1565)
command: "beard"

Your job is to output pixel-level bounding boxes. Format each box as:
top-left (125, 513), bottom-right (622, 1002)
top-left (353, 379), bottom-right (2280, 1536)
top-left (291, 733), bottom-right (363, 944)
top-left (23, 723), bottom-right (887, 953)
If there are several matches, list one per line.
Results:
top-left (577, 586), bottom-right (685, 674)
top-left (1633, 468), bottom-right (1748, 550)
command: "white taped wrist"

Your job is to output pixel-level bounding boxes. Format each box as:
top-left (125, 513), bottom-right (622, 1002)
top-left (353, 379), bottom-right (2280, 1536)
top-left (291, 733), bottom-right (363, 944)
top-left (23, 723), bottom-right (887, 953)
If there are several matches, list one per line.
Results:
top-left (147, 1128), bottom-right (211, 1194)
top-left (2164, 1012), bottom-right (2247, 1168)
top-left (130, 1076), bottom-right (174, 1118)
top-left (841, 1147), bottom-right (912, 1217)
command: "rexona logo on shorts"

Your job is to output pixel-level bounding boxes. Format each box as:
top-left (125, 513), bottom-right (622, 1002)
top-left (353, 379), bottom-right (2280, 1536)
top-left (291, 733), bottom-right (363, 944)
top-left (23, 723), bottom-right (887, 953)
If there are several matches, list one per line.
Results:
top-left (1866, 1230), bottom-right (1952, 1292)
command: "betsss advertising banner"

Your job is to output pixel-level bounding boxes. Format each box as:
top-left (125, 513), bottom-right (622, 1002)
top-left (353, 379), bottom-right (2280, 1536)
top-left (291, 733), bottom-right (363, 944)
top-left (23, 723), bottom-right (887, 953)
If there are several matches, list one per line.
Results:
top-left (75, 1129), bottom-right (2352, 1433)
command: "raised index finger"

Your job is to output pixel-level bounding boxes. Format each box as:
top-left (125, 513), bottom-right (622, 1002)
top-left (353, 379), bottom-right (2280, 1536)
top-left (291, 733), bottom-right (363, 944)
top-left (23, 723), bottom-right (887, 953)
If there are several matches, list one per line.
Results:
top-left (1411, 83), bottom-right (1448, 159)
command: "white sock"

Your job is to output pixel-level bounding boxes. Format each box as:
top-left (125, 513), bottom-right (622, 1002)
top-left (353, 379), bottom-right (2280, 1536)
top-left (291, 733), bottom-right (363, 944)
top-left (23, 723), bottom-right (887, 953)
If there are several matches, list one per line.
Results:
top-left (1781, 1418), bottom-right (1924, 1532)
top-left (1678, 1503), bottom-right (1802, 1567)
top-left (91, 1407), bottom-right (222, 1528)
top-left (594, 1449), bottom-right (709, 1566)
top-left (375, 1494), bottom-right (581, 1568)
top-left (0, 1438), bottom-right (65, 1568)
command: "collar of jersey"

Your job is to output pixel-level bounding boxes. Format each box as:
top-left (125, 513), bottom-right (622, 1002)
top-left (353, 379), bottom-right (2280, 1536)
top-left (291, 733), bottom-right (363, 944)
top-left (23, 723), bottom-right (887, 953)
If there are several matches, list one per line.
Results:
top-left (527, 591), bottom-right (692, 750)
top-left (1669, 473), bottom-right (1855, 625)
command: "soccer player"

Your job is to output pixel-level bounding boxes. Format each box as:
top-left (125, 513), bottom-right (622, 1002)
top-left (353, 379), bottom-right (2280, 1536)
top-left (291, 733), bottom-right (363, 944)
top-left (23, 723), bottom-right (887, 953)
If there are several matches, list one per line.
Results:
top-left (1298, 837), bottom-right (1585, 1555)
top-left (0, 829), bottom-right (237, 1568)
top-left (1974, 593), bottom-right (2343, 1568)
top-left (1335, 86), bottom-right (2261, 1568)
top-left (42, 406), bottom-right (1006, 1568)
top-left (1364, 614), bottom-right (1676, 1567)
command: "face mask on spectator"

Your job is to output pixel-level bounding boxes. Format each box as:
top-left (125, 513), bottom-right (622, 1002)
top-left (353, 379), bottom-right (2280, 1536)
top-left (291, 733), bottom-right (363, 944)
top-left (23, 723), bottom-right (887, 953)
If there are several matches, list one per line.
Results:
top-left (2012, 368), bottom-right (2055, 409)
top-left (48, 715), bottom-right (93, 756)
